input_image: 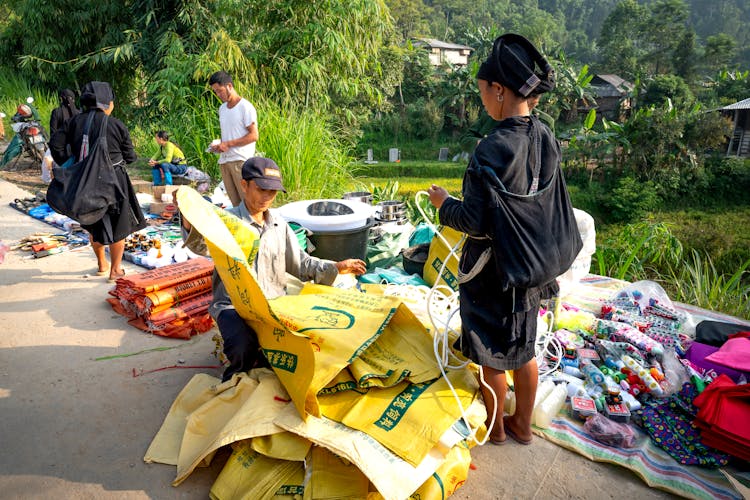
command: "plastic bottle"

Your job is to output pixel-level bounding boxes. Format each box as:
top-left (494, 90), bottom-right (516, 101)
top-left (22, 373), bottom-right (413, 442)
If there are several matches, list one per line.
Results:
top-left (504, 390), bottom-right (516, 415)
top-left (535, 382), bottom-right (568, 429)
top-left (562, 365), bottom-right (583, 378)
top-left (531, 379), bottom-right (556, 423)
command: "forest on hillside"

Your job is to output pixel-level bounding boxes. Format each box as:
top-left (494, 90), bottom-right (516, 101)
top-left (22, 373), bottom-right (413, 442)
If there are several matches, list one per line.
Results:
top-left (390, 0), bottom-right (750, 72)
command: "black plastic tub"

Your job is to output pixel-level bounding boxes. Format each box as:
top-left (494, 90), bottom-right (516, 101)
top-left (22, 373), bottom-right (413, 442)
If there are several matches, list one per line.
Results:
top-left (309, 220), bottom-right (374, 262)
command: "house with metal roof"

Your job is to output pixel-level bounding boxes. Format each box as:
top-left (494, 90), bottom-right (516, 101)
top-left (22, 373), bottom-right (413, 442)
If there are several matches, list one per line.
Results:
top-left (411, 38), bottom-right (474, 67)
top-left (588, 74), bottom-right (634, 120)
top-left (721, 97), bottom-right (750, 156)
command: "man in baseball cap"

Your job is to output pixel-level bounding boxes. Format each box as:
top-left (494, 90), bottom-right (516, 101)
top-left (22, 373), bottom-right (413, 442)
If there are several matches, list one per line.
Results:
top-left (241, 156), bottom-right (286, 193)
top-left (208, 156), bottom-right (366, 382)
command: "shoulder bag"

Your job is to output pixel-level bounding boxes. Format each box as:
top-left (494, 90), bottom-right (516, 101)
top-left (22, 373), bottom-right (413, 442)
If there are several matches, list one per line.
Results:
top-left (47, 113), bottom-right (121, 225)
top-left (471, 116), bottom-right (582, 290)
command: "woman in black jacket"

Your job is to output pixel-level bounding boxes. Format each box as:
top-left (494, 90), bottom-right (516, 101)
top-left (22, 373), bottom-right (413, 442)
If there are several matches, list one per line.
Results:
top-left (428, 34), bottom-right (559, 446)
top-left (51, 81), bottom-right (146, 281)
top-left (49, 89), bottom-right (79, 136)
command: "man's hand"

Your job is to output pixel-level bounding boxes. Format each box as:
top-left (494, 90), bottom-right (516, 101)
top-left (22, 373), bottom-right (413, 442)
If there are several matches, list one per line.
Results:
top-left (213, 141), bottom-right (229, 153)
top-left (335, 259), bottom-right (367, 275)
top-left (427, 184), bottom-right (449, 209)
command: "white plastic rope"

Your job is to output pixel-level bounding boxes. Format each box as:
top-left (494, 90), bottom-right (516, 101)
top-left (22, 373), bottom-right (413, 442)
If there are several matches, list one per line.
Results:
top-left (407, 190), bottom-right (561, 446)
top-left (412, 191), bottom-right (491, 445)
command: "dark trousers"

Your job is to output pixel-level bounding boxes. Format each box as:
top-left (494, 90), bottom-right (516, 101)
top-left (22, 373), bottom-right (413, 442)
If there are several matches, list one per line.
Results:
top-left (216, 309), bottom-right (268, 382)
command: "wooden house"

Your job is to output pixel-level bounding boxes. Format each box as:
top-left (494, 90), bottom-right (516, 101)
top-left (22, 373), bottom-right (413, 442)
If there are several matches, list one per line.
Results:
top-left (722, 98), bottom-right (750, 157)
top-left (587, 74), bottom-right (634, 120)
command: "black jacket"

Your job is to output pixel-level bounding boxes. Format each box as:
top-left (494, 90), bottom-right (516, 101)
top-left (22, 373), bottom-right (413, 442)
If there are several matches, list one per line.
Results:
top-left (50, 109), bottom-right (136, 167)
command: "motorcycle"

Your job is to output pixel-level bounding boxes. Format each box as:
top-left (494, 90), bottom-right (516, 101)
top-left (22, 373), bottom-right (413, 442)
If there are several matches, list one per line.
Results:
top-left (0, 97), bottom-right (49, 170)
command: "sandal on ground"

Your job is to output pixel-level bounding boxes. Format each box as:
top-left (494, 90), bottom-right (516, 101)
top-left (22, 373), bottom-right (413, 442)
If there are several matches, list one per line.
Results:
top-left (95, 267), bottom-right (110, 276)
top-left (503, 417), bottom-right (533, 445)
top-left (489, 435), bottom-right (507, 445)
top-left (108, 269), bottom-right (126, 282)
top-left (12, 199), bottom-right (29, 212)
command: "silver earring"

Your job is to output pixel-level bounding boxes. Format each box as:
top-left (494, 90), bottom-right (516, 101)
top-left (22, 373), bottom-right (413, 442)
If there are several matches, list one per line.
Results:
top-left (497, 94), bottom-right (504, 102)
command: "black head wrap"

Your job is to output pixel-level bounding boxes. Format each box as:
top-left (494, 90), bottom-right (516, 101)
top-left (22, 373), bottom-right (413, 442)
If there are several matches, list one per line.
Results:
top-left (476, 34), bottom-right (555, 97)
top-left (55, 88), bottom-right (79, 129)
top-left (59, 89), bottom-right (76, 106)
top-left (80, 81), bottom-right (115, 111)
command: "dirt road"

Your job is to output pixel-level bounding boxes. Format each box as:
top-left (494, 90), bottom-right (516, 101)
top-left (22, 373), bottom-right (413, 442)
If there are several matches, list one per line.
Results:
top-left (0, 177), bottom-right (676, 499)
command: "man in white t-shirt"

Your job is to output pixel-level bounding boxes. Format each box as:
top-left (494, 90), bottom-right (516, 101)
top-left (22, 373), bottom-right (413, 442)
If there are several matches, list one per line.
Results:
top-left (209, 71), bottom-right (259, 207)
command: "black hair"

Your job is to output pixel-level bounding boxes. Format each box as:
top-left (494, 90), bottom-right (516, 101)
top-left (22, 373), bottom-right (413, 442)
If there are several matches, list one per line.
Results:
top-left (155, 130), bottom-right (170, 141)
top-left (209, 71), bottom-right (233, 86)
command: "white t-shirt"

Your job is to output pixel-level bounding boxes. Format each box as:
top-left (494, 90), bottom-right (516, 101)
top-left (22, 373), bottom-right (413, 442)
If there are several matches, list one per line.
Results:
top-left (218, 98), bottom-right (257, 164)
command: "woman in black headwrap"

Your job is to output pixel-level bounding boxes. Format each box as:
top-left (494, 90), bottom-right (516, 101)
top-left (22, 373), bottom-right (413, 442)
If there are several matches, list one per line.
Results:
top-left (49, 89), bottom-right (79, 135)
top-left (51, 81), bottom-right (146, 281)
top-left (428, 34), bottom-right (559, 446)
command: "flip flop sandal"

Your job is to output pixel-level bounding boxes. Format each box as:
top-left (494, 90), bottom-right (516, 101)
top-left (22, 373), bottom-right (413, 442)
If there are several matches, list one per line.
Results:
top-left (503, 417), bottom-right (533, 446)
top-left (489, 436), bottom-right (507, 445)
top-left (12, 199), bottom-right (29, 212)
top-left (108, 269), bottom-right (126, 282)
top-left (96, 267), bottom-right (110, 276)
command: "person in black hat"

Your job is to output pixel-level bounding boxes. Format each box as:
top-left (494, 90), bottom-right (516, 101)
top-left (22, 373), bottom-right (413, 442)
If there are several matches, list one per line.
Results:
top-left (208, 157), bottom-right (366, 381)
top-left (50, 81), bottom-right (146, 281)
top-left (49, 89), bottom-right (79, 136)
top-left (428, 34), bottom-right (560, 446)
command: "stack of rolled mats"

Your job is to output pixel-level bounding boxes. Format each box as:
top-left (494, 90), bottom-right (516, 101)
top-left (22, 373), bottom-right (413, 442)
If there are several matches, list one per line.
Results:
top-left (107, 257), bottom-right (215, 339)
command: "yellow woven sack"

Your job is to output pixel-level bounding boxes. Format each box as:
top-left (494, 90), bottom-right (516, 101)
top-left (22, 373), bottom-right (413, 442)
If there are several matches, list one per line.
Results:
top-left (317, 366), bottom-right (479, 466)
top-left (367, 442), bottom-right (472, 500)
top-left (209, 440), bottom-right (302, 500)
top-left (303, 446), bottom-right (370, 500)
top-left (177, 188), bottom-right (441, 420)
top-left (422, 226), bottom-right (464, 292)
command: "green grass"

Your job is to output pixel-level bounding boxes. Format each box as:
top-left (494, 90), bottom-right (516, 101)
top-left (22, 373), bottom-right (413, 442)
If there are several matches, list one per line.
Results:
top-left (352, 160), bottom-right (467, 178)
top-left (596, 207), bottom-right (750, 280)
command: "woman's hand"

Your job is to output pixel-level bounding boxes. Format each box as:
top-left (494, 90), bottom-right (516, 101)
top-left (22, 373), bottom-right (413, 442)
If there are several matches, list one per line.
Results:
top-left (427, 184), bottom-right (449, 209)
top-left (335, 259), bottom-right (367, 275)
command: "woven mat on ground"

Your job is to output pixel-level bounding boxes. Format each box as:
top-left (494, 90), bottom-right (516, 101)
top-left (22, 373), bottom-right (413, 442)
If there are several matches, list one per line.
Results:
top-left (535, 415), bottom-right (744, 500)
top-left (113, 256), bottom-right (214, 293)
top-left (550, 275), bottom-right (749, 500)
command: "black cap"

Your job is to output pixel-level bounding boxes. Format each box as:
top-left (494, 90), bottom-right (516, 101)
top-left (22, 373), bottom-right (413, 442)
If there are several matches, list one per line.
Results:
top-left (241, 157), bottom-right (286, 192)
top-left (80, 81), bottom-right (115, 110)
top-left (476, 33), bottom-right (555, 97)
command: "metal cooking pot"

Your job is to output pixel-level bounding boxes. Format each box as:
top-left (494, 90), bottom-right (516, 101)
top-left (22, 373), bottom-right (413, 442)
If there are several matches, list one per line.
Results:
top-left (377, 200), bottom-right (404, 215)
top-left (342, 191), bottom-right (373, 205)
